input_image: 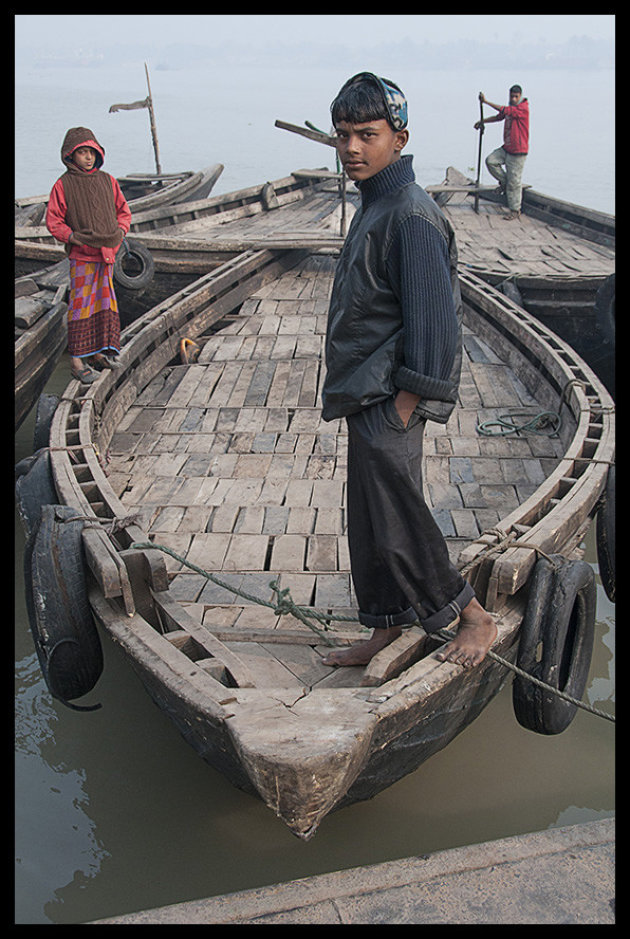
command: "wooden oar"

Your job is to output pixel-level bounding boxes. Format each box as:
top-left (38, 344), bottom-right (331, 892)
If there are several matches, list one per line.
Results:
top-left (474, 93), bottom-right (485, 214)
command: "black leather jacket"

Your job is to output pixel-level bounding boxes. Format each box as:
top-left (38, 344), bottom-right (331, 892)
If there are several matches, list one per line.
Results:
top-left (321, 157), bottom-right (462, 424)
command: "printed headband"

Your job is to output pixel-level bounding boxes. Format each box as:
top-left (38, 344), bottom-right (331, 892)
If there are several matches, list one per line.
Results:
top-left (338, 72), bottom-right (408, 130)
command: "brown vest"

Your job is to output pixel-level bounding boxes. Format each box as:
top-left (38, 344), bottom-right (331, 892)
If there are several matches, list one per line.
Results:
top-left (61, 170), bottom-right (123, 250)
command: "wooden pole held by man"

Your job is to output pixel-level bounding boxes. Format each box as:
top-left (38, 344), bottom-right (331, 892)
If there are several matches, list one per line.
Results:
top-left (474, 92), bottom-right (484, 214)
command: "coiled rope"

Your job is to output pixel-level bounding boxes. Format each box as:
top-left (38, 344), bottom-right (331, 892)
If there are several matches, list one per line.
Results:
top-left (477, 410), bottom-right (562, 437)
top-left (130, 539), bottom-right (614, 724)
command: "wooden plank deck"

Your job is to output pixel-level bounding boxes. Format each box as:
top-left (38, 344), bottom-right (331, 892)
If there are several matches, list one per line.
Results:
top-left (439, 194), bottom-right (614, 280)
top-left (148, 180), bottom-right (352, 246)
top-left (105, 254), bottom-right (571, 690)
top-left (165, 177), bottom-right (614, 281)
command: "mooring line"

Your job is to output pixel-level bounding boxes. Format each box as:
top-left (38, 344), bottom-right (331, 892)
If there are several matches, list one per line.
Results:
top-left (130, 540), bottom-right (614, 724)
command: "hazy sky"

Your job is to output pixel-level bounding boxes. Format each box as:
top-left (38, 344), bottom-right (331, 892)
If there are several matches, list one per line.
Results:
top-left (15, 14), bottom-right (615, 51)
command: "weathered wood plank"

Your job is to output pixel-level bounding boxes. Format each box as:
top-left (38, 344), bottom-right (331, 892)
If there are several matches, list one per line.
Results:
top-left (361, 626), bottom-right (430, 687)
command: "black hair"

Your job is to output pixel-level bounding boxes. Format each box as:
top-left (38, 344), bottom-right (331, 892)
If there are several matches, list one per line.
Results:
top-left (510, 84), bottom-right (523, 94)
top-left (331, 79), bottom-right (389, 127)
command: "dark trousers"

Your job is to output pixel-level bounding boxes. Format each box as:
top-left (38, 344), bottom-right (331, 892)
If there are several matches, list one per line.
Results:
top-left (346, 397), bottom-right (474, 632)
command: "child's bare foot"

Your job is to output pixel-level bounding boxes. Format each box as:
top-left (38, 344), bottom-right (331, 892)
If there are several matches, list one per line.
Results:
top-left (321, 627), bottom-right (402, 667)
top-left (435, 597), bottom-right (497, 668)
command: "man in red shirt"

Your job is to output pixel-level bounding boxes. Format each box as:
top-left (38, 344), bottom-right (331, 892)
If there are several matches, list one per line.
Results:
top-left (475, 85), bottom-right (529, 220)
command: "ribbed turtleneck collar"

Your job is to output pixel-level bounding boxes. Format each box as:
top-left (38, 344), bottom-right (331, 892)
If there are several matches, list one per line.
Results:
top-left (357, 154), bottom-right (415, 208)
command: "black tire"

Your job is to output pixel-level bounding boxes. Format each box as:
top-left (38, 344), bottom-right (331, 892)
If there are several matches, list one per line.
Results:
top-left (25, 504), bottom-right (102, 710)
top-left (113, 238), bottom-right (155, 291)
top-left (513, 555), bottom-right (596, 735)
top-left (33, 393), bottom-right (60, 452)
top-left (596, 465), bottom-right (615, 603)
top-left (15, 448), bottom-right (57, 538)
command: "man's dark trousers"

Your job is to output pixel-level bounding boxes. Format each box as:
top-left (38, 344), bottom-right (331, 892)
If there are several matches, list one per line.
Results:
top-left (345, 397), bottom-right (474, 633)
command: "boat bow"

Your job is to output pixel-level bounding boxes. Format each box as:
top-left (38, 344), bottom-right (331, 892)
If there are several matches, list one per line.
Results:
top-left (226, 689), bottom-right (378, 840)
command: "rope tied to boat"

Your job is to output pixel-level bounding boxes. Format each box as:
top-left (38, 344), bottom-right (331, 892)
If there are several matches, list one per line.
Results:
top-left (60, 511), bottom-right (143, 536)
top-left (131, 539), bottom-right (358, 646)
top-left (127, 539), bottom-right (613, 724)
top-left (458, 528), bottom-right (561, 578)
top-left (561, 378), bottom-right (615, 415)
top-left (42, 441), bottom-right (110, 472)
top-left (434, 627), bottom-right (614, 724)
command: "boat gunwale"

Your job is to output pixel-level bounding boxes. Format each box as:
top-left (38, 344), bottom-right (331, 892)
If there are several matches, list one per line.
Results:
top-left (15, 283), bottom-right (68, 430)
top-left (457, 271), bottom-right (614, 606)
top-left (14, 170), bottom-right (335, 243)
top-left (15, 169), bottom-right (195, 209)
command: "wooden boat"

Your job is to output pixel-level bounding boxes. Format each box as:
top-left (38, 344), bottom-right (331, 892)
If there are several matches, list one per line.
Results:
top-left (427, 168), bottom-right (615, 393)
top-left (28, 242), bottom-right (613, 839)
top-left (14, 163), bottom-right (225, 233)
top-left (113, 164), bottom-right (225, 209)
top-left (15, 169), bottom-right (356, 324)
top-left (15, 263), bottom-right (68, 431)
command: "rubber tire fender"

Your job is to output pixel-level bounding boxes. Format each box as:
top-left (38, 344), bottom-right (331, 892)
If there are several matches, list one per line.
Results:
top-left (113, 238), bottom-right (155, 291)
top-left (513, 555), bottom-right (596, 735)
top-left (596, 464), bottom-right (615, 603)
top-left (25, 504), bottom-right (102, 711)
top-left (15, 448), bottom-right (57, 539)
top-left (33, 393), bottom-right (60, 452)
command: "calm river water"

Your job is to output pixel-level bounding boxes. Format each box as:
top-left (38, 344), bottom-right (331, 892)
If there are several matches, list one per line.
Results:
top-left (15, 59), bottom-right (614, 924)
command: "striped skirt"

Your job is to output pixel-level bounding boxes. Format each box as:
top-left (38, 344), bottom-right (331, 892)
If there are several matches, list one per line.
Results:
top-left (67, 260), bottom-right (121, 358)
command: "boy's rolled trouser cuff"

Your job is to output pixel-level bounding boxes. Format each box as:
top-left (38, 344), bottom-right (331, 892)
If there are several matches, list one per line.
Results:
top-left (358, 607), bottom-right (419, 630)
top-left (357, 581), bottom-right (475, 633)
top-left (420, 581), bottom-right (475, 634)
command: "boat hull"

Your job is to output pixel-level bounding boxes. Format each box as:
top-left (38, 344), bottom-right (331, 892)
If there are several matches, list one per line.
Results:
top-left (34, 183), bottom-right (613, 839)
top-left (15, 284), bottom-right (67, 431)
top-left (431, 167), bottom-right (615, 393)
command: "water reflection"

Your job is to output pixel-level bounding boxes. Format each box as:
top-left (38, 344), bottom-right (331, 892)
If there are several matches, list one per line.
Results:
top-left (587, 584), bottom-right (615, 710)
top-left (15, 654), bottom-right (109, 924)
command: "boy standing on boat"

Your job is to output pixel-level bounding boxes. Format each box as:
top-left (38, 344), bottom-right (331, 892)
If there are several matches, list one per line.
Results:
top-left (475, 85), bottom-right (529, 220)
top-left (320, 72), bottom-right (497, 670)
top-left (46, 127), bottom-right (131, 384)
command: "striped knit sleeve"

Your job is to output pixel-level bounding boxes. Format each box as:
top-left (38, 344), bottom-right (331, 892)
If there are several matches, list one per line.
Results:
top-left (386, 213), bottom-right (458, 401)
top-left (45, 178), bottom-right (72, 245)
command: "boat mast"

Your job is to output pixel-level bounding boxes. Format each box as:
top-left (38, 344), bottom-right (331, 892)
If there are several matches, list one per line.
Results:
top-left (144, 63), bottom-right (162, 176)
top-left (108, 63), bottom-right (162, 176)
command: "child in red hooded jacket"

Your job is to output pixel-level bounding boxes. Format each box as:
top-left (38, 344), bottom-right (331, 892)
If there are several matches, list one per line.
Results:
top-left (46, 127), bottom-right (131, 383)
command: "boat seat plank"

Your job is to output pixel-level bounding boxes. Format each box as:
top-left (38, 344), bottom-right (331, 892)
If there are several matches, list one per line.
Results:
top-left (153, 591), bottom-right (258, 688)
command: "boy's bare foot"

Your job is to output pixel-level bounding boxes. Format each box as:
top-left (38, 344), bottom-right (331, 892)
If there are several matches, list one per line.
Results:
top-left (321, 626), bottom-right (403, 667)
top-left (435, 597), bottom-right (497, 668)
